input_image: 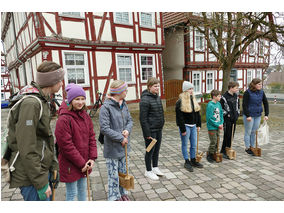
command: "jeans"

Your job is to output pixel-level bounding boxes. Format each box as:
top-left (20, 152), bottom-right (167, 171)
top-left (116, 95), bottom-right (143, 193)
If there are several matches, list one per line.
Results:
top-left (144, 130), bottom-right (162, 171)
top-left (65, 178), bottom-right (87, 201)
top-left (20, 173), bottom-right (51, 201)
top-left (243, 115), bottom-right (261, 149)
top-left (106, 157), bottom-right (127, 201)
top-left (179, 125), bottom-right (197, 160)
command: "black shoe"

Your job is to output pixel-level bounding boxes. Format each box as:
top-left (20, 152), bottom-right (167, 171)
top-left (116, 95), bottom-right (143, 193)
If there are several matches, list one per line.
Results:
top-left (222, 153), bottom-right (230, 159)
top-left (206, 154), bottom-right (214, 163)
top-left (245, 148), bottom-right (253, 155)
top-left (190, 158), bottom-right (204, 168)
top-left (184, 160), bottom-right (193, 172)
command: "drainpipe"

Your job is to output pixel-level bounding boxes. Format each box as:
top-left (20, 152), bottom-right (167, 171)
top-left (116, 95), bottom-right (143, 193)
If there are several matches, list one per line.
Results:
top-left (11, 12), bottom-right (28, 86)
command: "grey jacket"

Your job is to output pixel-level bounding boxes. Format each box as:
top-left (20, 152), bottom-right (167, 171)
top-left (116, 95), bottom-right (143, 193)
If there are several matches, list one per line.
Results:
top-left (99, 98), bottom-right (133, 159)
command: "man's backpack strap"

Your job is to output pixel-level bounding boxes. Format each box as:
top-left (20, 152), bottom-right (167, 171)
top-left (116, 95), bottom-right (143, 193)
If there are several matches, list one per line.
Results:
top-left (7, 95), bottom-right (43, 125)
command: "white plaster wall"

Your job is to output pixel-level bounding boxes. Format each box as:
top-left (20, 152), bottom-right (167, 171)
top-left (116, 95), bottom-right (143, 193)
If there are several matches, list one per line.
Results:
top-left (195, 54), bottom-right (204, 62)
top-left (32, 56), bottom-right (37, 82)
top-left (98, 79), bottom-right (107, 94)
top-left (96, 52), bottom-right (112, 76)
top-left (61, 21), bottom-right (86, 40)
top-left (94, 18), bottom-right (101, 38)
top-left (238, 70), bottom-right (243, 79)
top-left (101, 21), bottom-right (112, 41)
top-left (162, 28), bottom-right (184, 81)
top-left (85, 90), bottom-right (91, 106)
top-left (52, 50), bottom-right (60, 64)
top-left (116, 27), bottom-right (133, 43)
top-left (208, 53), bottom-right (217, 62)
top-left (93, 12), bottom-right (104, 16)
top-left (26, 60), bottom-right (33, 84)
top-left (125, 86), bottom-right (136, 101)
top-left (141, 31), bottom-right (156, 44)
top-left (157, 28), bottom-right (161, 45)
top-left (42, 13), bottom-right (56, 37)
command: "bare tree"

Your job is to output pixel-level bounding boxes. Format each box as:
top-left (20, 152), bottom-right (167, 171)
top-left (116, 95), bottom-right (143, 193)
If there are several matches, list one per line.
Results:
top-left (185, 12), bottom-right (284, 93)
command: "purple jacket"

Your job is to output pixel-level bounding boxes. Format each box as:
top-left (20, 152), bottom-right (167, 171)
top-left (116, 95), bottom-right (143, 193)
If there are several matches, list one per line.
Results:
top-left (55, 102), bottom-right (97, 183)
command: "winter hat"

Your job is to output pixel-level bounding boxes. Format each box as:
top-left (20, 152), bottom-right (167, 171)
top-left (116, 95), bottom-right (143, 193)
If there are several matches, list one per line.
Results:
top-left (182, 81), bottom-right (194, 92)
top-left (66, 83), bottom-right (86, 103)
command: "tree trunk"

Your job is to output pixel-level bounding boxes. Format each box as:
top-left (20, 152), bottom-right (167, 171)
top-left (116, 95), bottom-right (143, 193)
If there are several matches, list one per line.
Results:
top-left (221, 64), bottom-right (232, 94)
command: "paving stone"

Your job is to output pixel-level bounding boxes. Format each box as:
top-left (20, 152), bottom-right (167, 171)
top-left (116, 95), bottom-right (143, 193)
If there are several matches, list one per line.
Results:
top-left (240, 182), bottom-right (257, 190)
top-left (199, 193), bottom-right (213, 200)
top-left (223, 193), bottom-right (238, 200)
top-left (181, 189), bottom-right (198, 199)
top-left (190, 185), bottom-right (206, 194)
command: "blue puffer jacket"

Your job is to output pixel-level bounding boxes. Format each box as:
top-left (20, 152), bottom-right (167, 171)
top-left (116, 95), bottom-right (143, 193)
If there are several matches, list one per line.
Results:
top-left (99, 98), bottom-right (133, 159)
top-left (242, 89), bottom-right (269, 117)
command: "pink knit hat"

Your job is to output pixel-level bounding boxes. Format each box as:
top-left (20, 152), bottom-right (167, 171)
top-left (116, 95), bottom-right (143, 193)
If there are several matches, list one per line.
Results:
top-left (66, 84), bottom-right (86, 103)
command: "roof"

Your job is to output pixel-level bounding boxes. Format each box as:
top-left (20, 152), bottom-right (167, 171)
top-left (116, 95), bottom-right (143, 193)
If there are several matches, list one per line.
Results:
top-left (162, 12), bottom-right (189, 28)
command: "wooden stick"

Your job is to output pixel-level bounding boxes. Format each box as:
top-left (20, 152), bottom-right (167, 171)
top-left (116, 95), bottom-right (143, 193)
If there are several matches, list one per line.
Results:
top-left (146, 139), bottom-right (157, 153)
top-left (125, 145), bottom-right (128, 176)
top-left (196, 128), bottom-right (199, 154)
top-left (86, 169), bottom-right (91, 201)
top-left (230, 124), bottom-right (234, 149)
top-left (52, 170), bottom-right (57, 201)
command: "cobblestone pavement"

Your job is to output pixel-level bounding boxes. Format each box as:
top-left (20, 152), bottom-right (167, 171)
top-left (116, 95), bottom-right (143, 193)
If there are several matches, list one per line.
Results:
top-left (1, 103), bottom-right (284, 201)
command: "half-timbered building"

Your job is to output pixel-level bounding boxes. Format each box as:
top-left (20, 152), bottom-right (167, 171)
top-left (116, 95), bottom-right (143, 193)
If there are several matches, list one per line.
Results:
top-left (1, 52), bottom-right (11, 101)
top-left (1, 12), bottom-right (165, 108)
top-left (162, 12), bottom-right (270, 103)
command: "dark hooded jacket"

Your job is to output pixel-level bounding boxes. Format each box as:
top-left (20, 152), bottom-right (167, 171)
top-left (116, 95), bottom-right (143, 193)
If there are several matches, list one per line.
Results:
top-left (139, 90), bottom-right (164, 138)
top-left (55, 102), bottom-right (97, 183)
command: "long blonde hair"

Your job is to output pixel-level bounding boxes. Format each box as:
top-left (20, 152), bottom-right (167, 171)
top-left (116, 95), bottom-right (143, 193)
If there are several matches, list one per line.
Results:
top-left (179, 91), bottom-right (200, 113)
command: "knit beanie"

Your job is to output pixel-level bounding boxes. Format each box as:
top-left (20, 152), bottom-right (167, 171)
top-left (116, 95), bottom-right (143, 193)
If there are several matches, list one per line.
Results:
top-left (66, 83), bottom-right (86, 103)
top-left (182, 81), bottom-right (194, 92)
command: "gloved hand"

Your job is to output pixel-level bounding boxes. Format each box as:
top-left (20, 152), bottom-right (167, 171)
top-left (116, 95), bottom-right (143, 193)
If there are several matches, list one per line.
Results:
top-left (49, 170), bottom-right (59, 189)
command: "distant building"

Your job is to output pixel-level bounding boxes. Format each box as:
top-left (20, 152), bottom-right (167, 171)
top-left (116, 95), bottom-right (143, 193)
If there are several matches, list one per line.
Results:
top-left (1, 52), bottom-right (11, 101)
top-left (162, 12), bottom-right (270, 100)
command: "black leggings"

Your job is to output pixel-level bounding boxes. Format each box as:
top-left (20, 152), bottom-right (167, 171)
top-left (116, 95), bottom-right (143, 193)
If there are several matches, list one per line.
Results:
top-left (221, 120), bottom-right (236, 154)
top-left (144, 130), bottom-right (162, 171)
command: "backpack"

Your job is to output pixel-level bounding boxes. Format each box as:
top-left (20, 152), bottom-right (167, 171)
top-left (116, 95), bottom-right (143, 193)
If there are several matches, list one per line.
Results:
top-left (1, 94), bottom-right (43, 183)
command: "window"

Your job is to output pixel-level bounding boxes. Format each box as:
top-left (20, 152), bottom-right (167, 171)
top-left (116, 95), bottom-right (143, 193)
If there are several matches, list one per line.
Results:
top-left (140, 12), bottom-right (155, 28)
top-left (259, 40), bottom-right (264, 56)
top-left (249, 42), bottom-right (255, 55)
top-left (247, 70), bottom-right (252, 87)
top-left (256, 70), bottom-right (262, 79)
top-left (116, 54), bottom-right (134, 83)
top-left (60, 12), bottom-right (84, 18)
top-left (192, 72), bottom-right (201, 94)
top-left (114, 12), bottom-right (132, 25)
top-left (1, 92), bottom-right (5, 101)
top-left (63, 51), bottom-right (89, 86)
top-left (195, 30), bottom-right (205, 51)
top-left (140, 55), bottom-right (155, 82)
top-left (209, 32), bottom-right (217, 52)
top-left (206, 71), bottom-right (214, 92)
top-left (230, 69), bottom-right (238, 82)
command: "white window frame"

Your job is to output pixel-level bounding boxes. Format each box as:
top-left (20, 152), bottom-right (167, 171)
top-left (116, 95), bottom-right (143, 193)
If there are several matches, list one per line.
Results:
top-left (256, 70), bottom-right (262, 79)
top-left (192, 71), bottom-right (202, 94)
top-left (62, 50), bottom-right (89, 87)
top-left (139, 54), bottom-right (156, 83)
top-left (115, 53), bottom-right (135, 83)
top-left (206, 71), bottom-right (214, 93)
top-left (249, 41), bottom-right (255, 55)
top-left (247, 70), bottom-right (252, 87)
top-left (139, 12), bottom-right (155, 29)
top-left (195, 29), bottom-right (205, 51)
top-left (114, 12), bottom-right (133, 25)
top-left (258, 39), bottom-right (264, 56)
top-left (59, 12), bottom-right (85, 19)
top-left (209, 31), bottom-right (217, 52)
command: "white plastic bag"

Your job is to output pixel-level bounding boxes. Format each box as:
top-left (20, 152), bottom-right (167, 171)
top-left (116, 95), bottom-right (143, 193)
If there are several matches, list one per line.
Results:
top-left (257, 120), bottom-right (269, 145)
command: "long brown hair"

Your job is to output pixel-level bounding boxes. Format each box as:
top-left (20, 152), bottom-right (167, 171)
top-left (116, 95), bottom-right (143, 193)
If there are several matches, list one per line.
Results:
top-left (249, 78), bottom-right (262, 91)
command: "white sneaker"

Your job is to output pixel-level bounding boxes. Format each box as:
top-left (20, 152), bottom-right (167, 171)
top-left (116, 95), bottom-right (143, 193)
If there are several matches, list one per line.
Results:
top-left (144, 170), bottom-right (159, 180)
top-left (152, 167), bottom-right (164, 176)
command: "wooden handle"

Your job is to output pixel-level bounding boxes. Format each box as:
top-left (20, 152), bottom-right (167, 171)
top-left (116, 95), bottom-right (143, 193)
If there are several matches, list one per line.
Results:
top-left (217, 131), bottom-right (220, 153)
top-left (196, 128), bottom-right (199, 153)
top-left (230, 124), bottom-right (234, 149)
top-left (255, 130), bottom-right (258, 148)
top-left (125, 145), bottom-right (128, 175)
top-left (86, 170), bottom-right (91, 201)
top-left (52, 170), bottom-right (57, 201)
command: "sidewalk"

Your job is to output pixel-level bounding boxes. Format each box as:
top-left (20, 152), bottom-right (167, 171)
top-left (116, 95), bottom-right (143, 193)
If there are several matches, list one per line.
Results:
top-left (1, 104), bottom-right (284, 201)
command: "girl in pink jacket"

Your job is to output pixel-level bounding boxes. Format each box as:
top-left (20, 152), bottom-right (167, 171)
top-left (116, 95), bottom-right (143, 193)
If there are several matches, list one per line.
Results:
top-left (55, 84), bottom-right (97, 201)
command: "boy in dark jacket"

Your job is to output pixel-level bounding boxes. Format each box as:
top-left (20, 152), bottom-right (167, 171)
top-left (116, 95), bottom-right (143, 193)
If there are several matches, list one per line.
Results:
top-left (220, 82), bottom-right (240, 159)
top-left (140, 77), bottom-right (165, 181)
top-left (206, 90), bottom-right (224, 163)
